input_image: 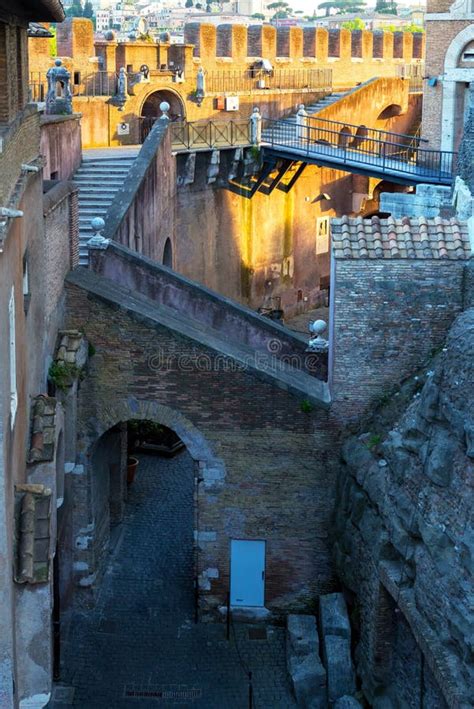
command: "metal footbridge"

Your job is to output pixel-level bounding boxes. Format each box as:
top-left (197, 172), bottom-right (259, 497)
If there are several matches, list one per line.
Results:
top-left (168, 114), bottom-right (456, 187)
top-left (260, 116), bottom-right (456, 186)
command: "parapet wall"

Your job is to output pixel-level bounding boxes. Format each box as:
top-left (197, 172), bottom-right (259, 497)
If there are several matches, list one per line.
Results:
top-left (184, 24), bottom-right (424, 64)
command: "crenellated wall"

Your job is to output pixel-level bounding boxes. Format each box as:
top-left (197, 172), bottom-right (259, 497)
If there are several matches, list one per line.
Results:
top-left (184, 24), bottom-right (424, 89)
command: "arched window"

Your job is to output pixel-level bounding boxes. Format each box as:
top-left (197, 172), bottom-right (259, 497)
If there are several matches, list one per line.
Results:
top-left (163, 238), bottom-right (173, 268)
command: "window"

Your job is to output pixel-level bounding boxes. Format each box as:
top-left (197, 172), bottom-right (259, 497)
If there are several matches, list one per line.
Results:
top-left (9, 287), bottom-right (17, 427)
top-left (23, 254), bottom-right (30, 314)
top-left (463, 52), bottom-right (474, 61)
top-left (316, 217), bottom-right (330, 255)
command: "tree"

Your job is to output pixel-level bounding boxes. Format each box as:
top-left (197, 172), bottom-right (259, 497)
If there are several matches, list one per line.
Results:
top-left (66, 0), bottom-right (83, 17)
top-left (375, 0), bottom-right (397, 14)
top-left (318, 0), bottom-right (366, 16)
top-left (342, 17), bottom-right (365, 29)
top-left (252, 12), bottom-right (265, 19)
top-left (185, 0), bottom-right (194, 7)
top-left (83, 1), bottom-right (94, 18)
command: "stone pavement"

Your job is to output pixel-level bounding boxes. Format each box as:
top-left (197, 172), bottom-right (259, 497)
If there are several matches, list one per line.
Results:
top-left (50, 452), bottom-right (297, 709)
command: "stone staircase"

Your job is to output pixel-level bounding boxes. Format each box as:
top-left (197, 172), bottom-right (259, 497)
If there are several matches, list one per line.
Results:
top-left (262, 91), bottom-right (348, 141)
top-left (74, 152), bottom-right (138, 266)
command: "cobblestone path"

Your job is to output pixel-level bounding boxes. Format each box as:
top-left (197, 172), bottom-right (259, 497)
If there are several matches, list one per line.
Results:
top-left (52, 452), bottom-right (297, 709)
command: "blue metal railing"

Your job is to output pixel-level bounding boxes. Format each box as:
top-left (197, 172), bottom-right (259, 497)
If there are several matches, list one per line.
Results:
top-left (262, 117), bottom-right (456, 184)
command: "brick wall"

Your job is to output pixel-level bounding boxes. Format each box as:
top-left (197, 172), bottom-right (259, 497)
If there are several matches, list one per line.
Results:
top-left (421, 19), bottom-right (473, 149)
top-left (331, 259), bottom-right (465, 423)
top-left (0, 23), bottom-right (28, 124)
top-left (0, 106), bottom-right (40, 206)
top-left (43, 181), bottom-right (79, 321)
top-left (64, 278), bottom-right (342, 613)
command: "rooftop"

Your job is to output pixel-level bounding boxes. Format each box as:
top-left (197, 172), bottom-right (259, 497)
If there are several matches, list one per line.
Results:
top-left (331, 215), bottom-right (472, 260)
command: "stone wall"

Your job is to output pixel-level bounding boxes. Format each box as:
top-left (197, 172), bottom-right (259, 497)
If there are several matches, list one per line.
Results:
top-left (332, 307), bottom-right (474, 708)
top-left (330, 259), bottom-right (466, 424)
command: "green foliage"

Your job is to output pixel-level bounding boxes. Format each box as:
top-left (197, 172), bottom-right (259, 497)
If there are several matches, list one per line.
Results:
top-left (404, 25), bottom-right (424, 33)
top-left (342, 17), bottom-right (365, 29)
top-left (66, 0), bottom-right (84, 17)
top-left (366, 433), bottom-right (382, 449)
top-left (48, 361), bottom-right (80, 391)
top-left (318, 0), bottom-right (366, 16)
top-left (49, 25), bottom-right (57, 57)
top-left (249, 145), bottom-right (261, 160)
top-left (83, 0), bottom-right (94, 18)
top-left (185, 0), bottom-right (194, 6)
top-left (300, 399), bottom-right (314, 413)
top-left (252, 12), bottom-right (266, 19)
top-left (375, 0), bottom-right (397, 14)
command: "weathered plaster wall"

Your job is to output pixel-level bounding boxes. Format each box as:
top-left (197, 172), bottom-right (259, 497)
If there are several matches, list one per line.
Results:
top-left (333, 307), bottom-right (474, 708)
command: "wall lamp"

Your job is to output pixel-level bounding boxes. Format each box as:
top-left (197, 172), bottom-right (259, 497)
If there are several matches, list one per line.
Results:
top-left (311, 193), bottom-right (331, 204)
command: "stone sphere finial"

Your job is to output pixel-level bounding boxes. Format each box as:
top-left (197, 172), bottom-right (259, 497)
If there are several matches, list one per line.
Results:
top-left (160, 101), bottom-right (170, 119)
top-left (91, 217), bottom-right (105, 235)
top-left (309, 319), bottom-right (327, 336)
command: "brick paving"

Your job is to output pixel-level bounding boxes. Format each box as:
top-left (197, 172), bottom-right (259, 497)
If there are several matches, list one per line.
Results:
top-left (51, 452), bottom-right (296, 709)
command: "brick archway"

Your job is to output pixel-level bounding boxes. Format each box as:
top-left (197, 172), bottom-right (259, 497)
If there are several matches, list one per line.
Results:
top-left (441, 25), bottom-right (474, 152)
top-left (83, 396), bottom-right (224, 472)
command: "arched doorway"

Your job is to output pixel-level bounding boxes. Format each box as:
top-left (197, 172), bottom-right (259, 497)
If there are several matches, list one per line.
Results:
top-left (139, 89), bottom-right (186, 142)
top-left (441, 25), bottom-right (474, 152)
top-left (163, 237), bottom-right (173, 268)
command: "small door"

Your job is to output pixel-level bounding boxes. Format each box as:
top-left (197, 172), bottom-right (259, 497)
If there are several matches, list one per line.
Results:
top-left (230, 539), bottom-right (265, 607)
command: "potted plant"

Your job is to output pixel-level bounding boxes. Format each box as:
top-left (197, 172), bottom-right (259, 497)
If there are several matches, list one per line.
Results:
top-left (127, 456), bottom-right (139, 485)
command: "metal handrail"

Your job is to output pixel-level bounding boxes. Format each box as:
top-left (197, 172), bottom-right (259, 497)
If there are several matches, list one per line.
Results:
top-left (305, 114), bottom-right (429, 144)
top-left (262, 117), bottom-right (457, 181)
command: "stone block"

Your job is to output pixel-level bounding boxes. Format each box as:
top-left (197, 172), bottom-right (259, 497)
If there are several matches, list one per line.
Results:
top-left (334, 696), bottom-right (363, 709)
top-left (322, 635), bottom-right (356, 703)
top-left (319, 593), bottom-right (351, 640)
top-left (287, 614), bottom-right (319, 658)
top-left (286, 614), bottom-right (326, 708)
top-left (288, 652), bottom-right (327, 709)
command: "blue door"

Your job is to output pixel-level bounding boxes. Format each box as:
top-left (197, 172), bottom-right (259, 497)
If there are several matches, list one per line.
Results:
top-left (230, 539), bottom-right (265, 607)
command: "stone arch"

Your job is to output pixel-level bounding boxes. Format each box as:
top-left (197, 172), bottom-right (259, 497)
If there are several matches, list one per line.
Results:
top-left (351, 124), bottom-right (368, 149)
top-left (84, 397), bottom-right (223, 473)
top-left (441, 25), bottom-right (474, 152)
top-left (338, 125), bottom-right (353, 149)
top-left (163, 237), bottom-right (173, 268)
top-left (444, 24), bottom-right (474, 70)
top-left (139, 86), bottom-right (186, 122)
top-left (377, 104), bottom-right (402, 120)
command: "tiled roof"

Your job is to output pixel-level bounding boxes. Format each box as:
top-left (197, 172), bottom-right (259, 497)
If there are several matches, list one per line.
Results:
top-left (331, 215), bottom-right (472, 260)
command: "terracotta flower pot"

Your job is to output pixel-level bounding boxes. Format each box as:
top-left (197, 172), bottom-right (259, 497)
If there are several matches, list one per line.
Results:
top-left (127, 456), bottom-right (139, 484)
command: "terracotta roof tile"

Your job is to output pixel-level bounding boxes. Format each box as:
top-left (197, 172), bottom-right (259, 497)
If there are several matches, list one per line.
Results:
top-left (331, 216), bottom-right (472, 260)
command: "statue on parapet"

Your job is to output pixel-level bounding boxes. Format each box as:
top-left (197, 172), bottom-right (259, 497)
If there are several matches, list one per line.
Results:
top-left (45, 59), bottom-right (72, 115)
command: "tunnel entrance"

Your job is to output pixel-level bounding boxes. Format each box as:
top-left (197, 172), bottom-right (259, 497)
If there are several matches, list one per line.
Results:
top-left (139, 89), bottom-right (185, 142)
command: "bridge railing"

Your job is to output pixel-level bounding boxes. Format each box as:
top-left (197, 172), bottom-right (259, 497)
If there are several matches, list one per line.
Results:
top-left (305, 115), bottom-right (428, 151)
top-left (169, 119), bottom-right (251, 151)
top-left (262, 118), bottom-right (457, 182)
top-left (205, 68), bottom-right (333, 93)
